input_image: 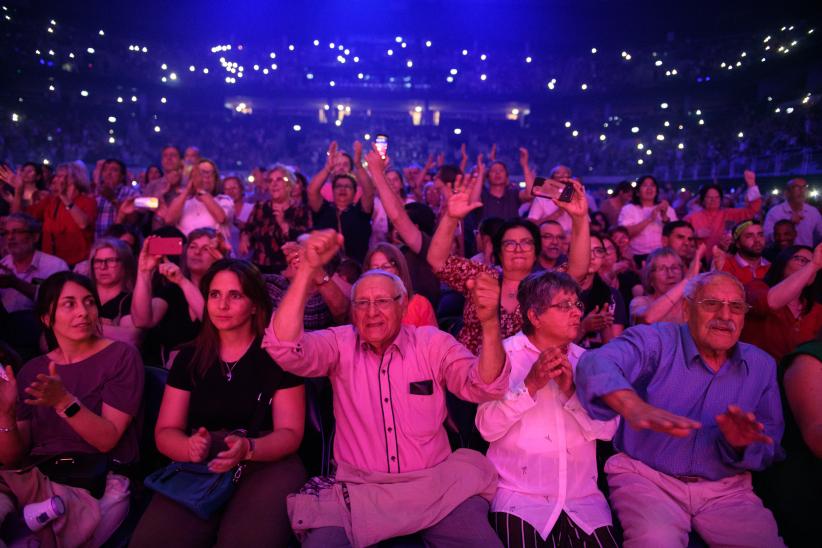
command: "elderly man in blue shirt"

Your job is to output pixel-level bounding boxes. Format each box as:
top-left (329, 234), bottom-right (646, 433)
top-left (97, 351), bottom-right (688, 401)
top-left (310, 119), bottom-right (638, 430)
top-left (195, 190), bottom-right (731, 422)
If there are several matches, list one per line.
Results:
top-left (576, 271), bottom-right (785, 547)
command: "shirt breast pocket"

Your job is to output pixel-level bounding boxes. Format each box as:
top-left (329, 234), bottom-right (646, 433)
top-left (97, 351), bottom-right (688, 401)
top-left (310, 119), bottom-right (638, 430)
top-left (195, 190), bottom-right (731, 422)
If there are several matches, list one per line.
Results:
top-left (404, 379), bottom-right (443, 438)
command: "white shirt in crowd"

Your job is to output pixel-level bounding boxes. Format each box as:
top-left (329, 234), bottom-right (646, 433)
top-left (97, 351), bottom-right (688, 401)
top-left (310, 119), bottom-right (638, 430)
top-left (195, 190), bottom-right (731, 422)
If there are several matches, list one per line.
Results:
top-left (763, 201), bottom-right (822, 247)
top-left (476, 333), bottom-right (619, 539)
top-left (1, 251), bottom-right (69, 312)
top-left (617, 203), bottom-right (678, 255)
top-left (527, 197), bottom-right (572, 234)
top-left (177, 194), bottom-right (234, 239)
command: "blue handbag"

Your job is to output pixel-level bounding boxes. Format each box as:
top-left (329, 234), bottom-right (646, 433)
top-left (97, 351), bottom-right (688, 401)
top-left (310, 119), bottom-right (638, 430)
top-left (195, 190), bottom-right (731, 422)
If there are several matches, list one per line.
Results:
top-left (144, 462), bottom-right (244, 519)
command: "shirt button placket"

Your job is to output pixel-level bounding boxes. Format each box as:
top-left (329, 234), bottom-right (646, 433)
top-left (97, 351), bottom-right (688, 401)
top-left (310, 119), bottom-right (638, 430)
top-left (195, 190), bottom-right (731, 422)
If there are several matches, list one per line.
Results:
top-left (381, 358), bottom-right (398, 472)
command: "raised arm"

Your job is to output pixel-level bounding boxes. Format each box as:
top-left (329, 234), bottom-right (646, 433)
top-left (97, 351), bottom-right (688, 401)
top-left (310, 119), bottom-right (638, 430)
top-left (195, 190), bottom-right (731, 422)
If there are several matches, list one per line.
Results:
top-left (163, 177), bottom-right (194, 226)
top-left (555, 180), bottom-right (591, 281)
top-left (427, 174), bottom-right (483, 272)
top-left (366, 146), bottom-right (423, 253)
top-left (352, 141), bottom-right (374, 214)
top-left (634, 245), bottom-right (705, 324)
top-left (518, 147), bottom-right (536, 202)
top-left (469, 273), bottom-right (506, 384)
top-left (784, 353), bottom-right (822, 458)
top-left (767, 243), bottom-right (822, 309)
top-left (307, 142), bottom-right (337, 213)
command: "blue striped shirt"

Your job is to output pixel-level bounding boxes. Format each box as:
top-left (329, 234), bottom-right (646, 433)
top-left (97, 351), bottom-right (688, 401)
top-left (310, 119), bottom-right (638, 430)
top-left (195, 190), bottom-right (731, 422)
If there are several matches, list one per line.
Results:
top-left (576, 322), bottom-right (784, 480)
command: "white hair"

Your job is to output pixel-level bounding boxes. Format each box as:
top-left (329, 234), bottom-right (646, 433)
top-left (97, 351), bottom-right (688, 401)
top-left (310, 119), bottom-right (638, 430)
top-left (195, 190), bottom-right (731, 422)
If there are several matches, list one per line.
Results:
top-left (351, 270), bottom-right (408, 301)
top-left (683, 271), bottom-right (745, 302)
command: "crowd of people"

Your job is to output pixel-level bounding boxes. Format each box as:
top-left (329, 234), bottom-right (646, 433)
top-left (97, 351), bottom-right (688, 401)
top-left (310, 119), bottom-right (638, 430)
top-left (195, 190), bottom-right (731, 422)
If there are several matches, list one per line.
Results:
top-left (0, 137), bottom-right (821, 547)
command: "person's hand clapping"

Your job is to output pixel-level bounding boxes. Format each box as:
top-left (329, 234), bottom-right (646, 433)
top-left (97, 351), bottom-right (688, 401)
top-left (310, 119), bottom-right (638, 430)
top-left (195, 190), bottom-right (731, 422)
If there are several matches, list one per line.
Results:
top-left (23, 362), bottom-right (72, 410)
top-left (324, 141), bottom-right (339, 172)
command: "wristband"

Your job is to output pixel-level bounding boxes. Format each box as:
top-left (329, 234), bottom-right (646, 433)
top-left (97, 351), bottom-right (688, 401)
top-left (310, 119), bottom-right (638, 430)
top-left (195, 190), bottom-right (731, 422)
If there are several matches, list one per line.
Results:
top-left (245, 437), bottom-right (256, 461)
top-left (57, 398), bottom-right (81, 418)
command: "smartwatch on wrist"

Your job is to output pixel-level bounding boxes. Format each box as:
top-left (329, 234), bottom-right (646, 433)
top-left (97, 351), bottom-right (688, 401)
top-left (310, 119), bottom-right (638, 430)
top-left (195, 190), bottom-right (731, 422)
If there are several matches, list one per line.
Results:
top-left (57, 399), bottom-right (81, 418)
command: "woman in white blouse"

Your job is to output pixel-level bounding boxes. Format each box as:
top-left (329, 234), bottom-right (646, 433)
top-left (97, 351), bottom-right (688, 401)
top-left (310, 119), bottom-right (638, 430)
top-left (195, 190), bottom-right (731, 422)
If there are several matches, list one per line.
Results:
top-left (617, 175), bottom-right (677, 266)
top-left (476, 270), bottom-right (619, 548)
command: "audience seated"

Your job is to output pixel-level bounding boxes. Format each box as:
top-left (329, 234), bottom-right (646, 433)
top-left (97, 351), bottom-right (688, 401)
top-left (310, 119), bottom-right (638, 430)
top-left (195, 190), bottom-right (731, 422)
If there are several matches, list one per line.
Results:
top-left (0, 271), bottom-right (144, 546)
top-left (576, 271), bottom-right (785, 547)
top-left (130, 260), bottom-right (305, 547)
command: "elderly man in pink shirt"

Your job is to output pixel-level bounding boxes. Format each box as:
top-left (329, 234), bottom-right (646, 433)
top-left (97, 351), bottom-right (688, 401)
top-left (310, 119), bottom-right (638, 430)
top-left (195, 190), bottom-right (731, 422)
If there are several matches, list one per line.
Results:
top-left (263, 229), bottom-right (510, 547)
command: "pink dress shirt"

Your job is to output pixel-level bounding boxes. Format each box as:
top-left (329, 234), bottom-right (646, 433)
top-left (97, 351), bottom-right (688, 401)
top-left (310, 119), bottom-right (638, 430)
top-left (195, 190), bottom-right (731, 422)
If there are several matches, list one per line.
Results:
top-left (685, 185), bottom-right (762, 253)
top-left (476, 333), bottom-right (619, 538)
top-left (263, 323), bottom-right (510, 474)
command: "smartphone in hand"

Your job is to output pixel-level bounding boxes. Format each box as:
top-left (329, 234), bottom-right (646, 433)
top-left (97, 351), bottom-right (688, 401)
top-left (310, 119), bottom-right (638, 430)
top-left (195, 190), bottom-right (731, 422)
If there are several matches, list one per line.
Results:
top-left (147, 237), bottom-right (183, 256)
top-left (532, 177), bottom-right (574, 202)
top-left (374, 134), bottom-right (388, 160)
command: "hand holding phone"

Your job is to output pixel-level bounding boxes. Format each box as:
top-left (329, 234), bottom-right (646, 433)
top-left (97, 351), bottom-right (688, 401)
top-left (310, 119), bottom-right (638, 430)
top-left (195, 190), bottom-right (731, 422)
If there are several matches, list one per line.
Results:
top-left (147, 237), bottom-right (184, 256)
top-left (532, 177), bottom-right (574, 202)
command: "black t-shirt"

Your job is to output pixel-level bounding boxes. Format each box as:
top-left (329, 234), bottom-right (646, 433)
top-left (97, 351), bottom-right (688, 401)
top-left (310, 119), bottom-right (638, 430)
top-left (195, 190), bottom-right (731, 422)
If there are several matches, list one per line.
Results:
top-left (579, 274), bottom-right (627, 348)
top-left (167, 339), bottom-right (302, 433)
top-left (141, 282), bottom-right (201, 366)
top-left (311, 200), bottom-right (372, 265)
top-left (99, 291), bottom-right (132, 322)
top-left (402, 232), bottom-right (440, 307)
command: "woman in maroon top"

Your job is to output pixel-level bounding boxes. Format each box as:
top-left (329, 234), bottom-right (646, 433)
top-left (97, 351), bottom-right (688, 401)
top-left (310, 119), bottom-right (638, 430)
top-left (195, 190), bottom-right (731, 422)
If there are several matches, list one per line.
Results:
top-left (14, 163), bottom-right (97, 266)
top-left (742, 244), bottom-right (822, 362)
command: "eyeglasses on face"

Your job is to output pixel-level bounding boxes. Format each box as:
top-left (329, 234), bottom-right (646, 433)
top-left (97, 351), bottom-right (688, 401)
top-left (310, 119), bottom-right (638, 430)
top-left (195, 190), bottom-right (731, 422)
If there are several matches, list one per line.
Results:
top-left (352, 295), bottom-right (402, 311)
top-left (591, 247), bottom-right (607, 257)
top-left (691, 298), bottom-right (751, 314)
top-left (652, 264), bottom-right (683, 275)
top-left (502, 239), bottom-right (535, 252)
top-left (789, 255), bottom-right (811, 266)
top-left (547, 300), bottom-right (585, 312)
top-left (92, 257), bottom-right (122, 269)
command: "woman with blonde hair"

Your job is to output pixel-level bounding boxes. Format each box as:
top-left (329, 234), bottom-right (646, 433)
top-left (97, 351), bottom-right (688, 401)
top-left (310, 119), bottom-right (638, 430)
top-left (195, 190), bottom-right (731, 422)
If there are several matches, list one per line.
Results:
top-left (242, 164), bottom-right (310, 273)
top-left (11, 162), bottom-right (97, 266)
top-left (364, 242), bottom-right (437, 327)
top-left (88, 237), bottom-right (141, 346)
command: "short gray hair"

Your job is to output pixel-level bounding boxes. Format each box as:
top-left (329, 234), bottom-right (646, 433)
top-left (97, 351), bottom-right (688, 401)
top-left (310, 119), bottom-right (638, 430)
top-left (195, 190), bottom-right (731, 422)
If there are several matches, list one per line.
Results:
top-left (683, 271), bottom-right (745, 302)
top-left (518, 270), bottom-right (581, 335)
top-left (351, 270), bottom-right (408, 301)
top-left (641, 247), bottom-right (683, 295)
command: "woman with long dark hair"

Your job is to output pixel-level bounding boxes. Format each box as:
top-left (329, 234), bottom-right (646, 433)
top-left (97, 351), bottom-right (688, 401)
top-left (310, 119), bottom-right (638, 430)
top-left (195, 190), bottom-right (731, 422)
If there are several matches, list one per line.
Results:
top-left (130, 259), bottom-right (305, 547)
top-left (741, 243), bottom-right (822, 362)
top-left (0, 271), bottom-right (143, 545)
top-left (617, 175), bottom-right (677, 266)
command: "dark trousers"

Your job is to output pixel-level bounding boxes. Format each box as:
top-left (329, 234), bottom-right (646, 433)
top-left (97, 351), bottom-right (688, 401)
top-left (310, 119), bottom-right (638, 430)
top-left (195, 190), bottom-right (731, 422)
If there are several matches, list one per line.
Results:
top-left (491, 511), bottom-right (619, 548)
top-left (129, 455), bottom-right (305, 548)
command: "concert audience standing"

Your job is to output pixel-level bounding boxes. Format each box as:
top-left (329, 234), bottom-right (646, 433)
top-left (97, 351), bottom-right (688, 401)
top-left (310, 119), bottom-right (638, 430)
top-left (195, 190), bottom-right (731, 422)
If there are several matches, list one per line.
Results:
top-left (576, 271), bottom-right (785, 547)
top-left (763, 178), bottom-right (822, 247)
top-left (15, 163), bottom-right (97, 267)
top-left (684, 170), bottom-right (762, 253)
top-left (477, 271), bottom-right (620, 547)
top-left (308, 143), bottom-right (374, 265)
top-left (364, 243), bottom-right (437, 328)
top-left (92, 159), bottom-right (141, 239)
top-left (617, 175), bottom-right (677, 266)
top-left (763, 219), bottom-right (798, 262)
top-left (130, 260), bottom-right (305, 547)
top-left (164, 159), bottom-right (233, 239)
top-left (242, 165), bottom-right (310, 273)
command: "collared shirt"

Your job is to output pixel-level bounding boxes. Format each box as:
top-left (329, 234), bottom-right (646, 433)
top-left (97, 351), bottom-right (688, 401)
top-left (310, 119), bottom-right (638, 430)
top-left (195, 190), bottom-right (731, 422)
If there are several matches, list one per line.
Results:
top-left (527, 198), bottom-right (572, 233)
top-left (177, 194), bottom-right (234, 238)
top-left (575, 323), bottom-right (784, 481)
top-left (1, 251), bottom-right (69, 312)
top-left (721, 253), bottom-right (770, 285)
top-left (480, 184), bottom-right (522, 221)
top-left (763, 201), bottom-right (822, 247)
top-left (95, 184), bottom-right (141, 238)
top-left (262, 323), bottom-right (510, 473)
top-left (477, 333), bottom-right (618, 538)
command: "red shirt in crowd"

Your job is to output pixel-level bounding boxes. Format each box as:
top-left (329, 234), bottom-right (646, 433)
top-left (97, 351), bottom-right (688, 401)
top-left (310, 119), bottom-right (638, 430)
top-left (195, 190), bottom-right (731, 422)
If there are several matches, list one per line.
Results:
top-left (28, 194), bottom-right (97, 266)
top-left (720, 254), bottom-right (769, 286)
top-left (741, 280), bottom-right (822, 363)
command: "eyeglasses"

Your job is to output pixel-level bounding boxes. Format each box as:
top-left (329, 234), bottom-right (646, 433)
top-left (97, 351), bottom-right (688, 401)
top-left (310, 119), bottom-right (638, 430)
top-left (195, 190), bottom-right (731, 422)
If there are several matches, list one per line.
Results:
top-left (790, 255), bottom-right (811, 266)
top-left (591, 247), bottom-right (607, 257)
top-left (652, 265), bottom-right (683, 274)
top-left (547, 300), bottom-right (585, 312)
top-left (502, 239), bottom-right (535, 252)
top-left (352, 294), bottom-right (402, 311)
top-left (0, 229), bottom-right (34, 237)
top-left (370, 261), bottom-right (397, 271)
top-left (691, 298), bottom-right (751, 314)
top-left (541, 233), bottom-right (561, 242)
top-left (92, 257), bottom-right (122, 269)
